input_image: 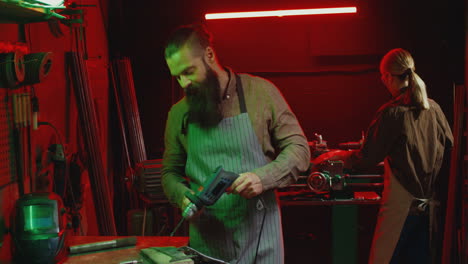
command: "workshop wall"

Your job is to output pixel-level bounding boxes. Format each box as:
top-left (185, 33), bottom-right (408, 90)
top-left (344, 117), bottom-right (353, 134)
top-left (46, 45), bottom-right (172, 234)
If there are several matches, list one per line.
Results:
top-left (201, 0), bottom-right (461, 147)
top-left (0, 0), bottom-right (110, 240)
top-left (119, 0), bottom-right (462, 157)
top-left (0, 0), bottom-right (461, 243)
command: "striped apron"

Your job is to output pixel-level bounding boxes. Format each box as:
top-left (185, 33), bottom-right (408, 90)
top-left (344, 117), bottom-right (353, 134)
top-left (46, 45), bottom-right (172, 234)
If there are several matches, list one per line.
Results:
top-left (185, 75), bottom-right (284, 264)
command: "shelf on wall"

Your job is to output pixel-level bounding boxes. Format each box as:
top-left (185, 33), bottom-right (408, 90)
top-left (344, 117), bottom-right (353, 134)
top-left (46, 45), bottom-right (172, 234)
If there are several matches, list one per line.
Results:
top-left (0, 1), bottom-right (63, 23)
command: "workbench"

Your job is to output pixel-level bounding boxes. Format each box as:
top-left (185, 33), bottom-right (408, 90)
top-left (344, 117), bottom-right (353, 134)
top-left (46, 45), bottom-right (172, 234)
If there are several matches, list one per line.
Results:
top-left (0, 235), bottom-right (189, 264)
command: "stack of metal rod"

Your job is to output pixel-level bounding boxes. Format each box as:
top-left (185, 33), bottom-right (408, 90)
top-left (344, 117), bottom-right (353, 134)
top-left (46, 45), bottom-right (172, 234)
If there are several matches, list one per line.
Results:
top-left (67, 51), bottom-right (117, 235)
top-left (110, 57), bottom-right (149, 204)
top-left (110, 58), bottom-right (147, 166)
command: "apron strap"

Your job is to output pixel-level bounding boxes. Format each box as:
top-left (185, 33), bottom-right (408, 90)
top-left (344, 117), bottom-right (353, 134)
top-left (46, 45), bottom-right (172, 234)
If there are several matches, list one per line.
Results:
top-left (413, 197), bottom-right (440, 245)
top-left (236, 75), bottom-right (247, 114)
top-left (181, 112), bottom-right (189, 135)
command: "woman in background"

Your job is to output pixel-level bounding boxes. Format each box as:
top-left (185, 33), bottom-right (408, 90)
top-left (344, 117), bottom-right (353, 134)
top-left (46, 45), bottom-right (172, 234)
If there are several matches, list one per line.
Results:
top-left (315, 48), bottom-right (453, 264)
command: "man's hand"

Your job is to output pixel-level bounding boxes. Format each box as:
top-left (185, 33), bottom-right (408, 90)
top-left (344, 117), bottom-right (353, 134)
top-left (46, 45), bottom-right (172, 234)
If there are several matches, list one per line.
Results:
top-left (228, 172), bottom-right (263, 199)
top-left (179, 188), bottom-right (196, 210)
top-left (181, 196), bottom-right (191, 210)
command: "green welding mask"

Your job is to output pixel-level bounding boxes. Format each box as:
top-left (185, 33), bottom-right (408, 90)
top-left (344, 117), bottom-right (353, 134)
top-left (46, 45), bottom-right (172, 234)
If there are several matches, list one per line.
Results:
top-left (10, 192), bottom-right (68, 264)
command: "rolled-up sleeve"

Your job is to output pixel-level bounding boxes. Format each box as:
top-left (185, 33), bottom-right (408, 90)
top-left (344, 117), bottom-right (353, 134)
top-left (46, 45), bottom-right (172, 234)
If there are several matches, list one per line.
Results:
top-left (252, 81), bottom-right (311, 190)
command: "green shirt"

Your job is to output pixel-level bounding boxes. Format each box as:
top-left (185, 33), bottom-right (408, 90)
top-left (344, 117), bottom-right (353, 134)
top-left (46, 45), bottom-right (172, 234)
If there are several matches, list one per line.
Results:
top-left (162, 69), bottom-right (311, 208)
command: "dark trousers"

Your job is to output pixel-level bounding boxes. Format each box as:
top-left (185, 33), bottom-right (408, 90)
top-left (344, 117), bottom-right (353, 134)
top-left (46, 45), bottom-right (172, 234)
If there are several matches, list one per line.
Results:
top-left (390, 214), bottom-right (431, 264)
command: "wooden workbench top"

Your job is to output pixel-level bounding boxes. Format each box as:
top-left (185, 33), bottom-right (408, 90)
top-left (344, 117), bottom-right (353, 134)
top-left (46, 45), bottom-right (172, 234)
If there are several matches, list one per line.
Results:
top-left (0, 235), bottom-right (189, 264)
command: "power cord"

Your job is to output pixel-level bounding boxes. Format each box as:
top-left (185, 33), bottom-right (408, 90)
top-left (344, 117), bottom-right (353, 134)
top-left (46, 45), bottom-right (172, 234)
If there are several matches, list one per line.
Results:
top-left (37, 121), bottom-right (84, 234)
top-left (38, 121), bottom-right (65, 148)
top-left (236, 197), bottom-right (267, 264)
top-left (253, 198), bottom-right (267, 264)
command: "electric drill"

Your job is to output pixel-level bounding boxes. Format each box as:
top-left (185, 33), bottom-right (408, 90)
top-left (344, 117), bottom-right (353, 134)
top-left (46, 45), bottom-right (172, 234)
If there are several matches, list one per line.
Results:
top-left (170, 166), bottom-right (238, 236)
top-left (183, 166), bottom-right (239, 219)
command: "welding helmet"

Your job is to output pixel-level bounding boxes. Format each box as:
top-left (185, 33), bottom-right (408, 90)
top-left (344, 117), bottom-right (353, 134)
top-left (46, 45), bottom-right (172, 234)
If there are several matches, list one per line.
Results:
top-left (10, 192), bottom-right (68, 264)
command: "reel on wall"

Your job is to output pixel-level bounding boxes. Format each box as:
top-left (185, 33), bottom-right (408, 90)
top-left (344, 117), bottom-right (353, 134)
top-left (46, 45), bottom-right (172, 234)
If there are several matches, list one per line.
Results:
top-left (23, 52), bottom-right (54, 85)
top-left (0, 51), bottom-right (25, 89)
top-left (0, 51), bottom-right (54, 88)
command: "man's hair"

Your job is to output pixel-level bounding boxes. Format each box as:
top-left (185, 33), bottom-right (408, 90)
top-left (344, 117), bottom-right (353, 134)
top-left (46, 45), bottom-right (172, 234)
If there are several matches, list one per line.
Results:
top-left (164, 24), bottom-right (213, 59)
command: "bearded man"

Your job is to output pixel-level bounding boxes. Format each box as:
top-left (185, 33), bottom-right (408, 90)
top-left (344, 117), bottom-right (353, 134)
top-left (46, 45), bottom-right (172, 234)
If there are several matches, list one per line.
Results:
top-left (161, 24), bottom-right (310, 264)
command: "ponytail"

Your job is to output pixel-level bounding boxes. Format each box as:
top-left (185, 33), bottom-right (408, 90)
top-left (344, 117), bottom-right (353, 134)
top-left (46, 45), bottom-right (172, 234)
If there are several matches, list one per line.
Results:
top-left (381, 48), bottom-right (430, 110)
top-left (403, 69), bottom-right (430, 110)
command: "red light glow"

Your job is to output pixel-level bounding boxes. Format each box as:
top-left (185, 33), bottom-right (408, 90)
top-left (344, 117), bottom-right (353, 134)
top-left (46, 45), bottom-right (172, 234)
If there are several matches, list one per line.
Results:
top-left (205, 7), bottom-right (357, 20)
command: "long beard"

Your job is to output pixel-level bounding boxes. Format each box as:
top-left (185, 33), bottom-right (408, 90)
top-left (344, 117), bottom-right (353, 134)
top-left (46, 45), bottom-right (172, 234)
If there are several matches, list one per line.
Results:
top-left (185, 68), bottom-right (223, 128)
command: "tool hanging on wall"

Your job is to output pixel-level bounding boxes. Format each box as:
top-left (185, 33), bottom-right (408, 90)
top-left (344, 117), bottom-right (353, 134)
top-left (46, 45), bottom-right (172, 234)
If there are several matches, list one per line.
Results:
top-left (10, 192), bottom-right (69, 264)
top-left (31, 95), bottom-right (39, 130)
top-left (12, 92), bottom-right (33, 194)
top-left (0, 51), bottom-right (25, 89)
top-left (12, 93), bottom-right (32, 128)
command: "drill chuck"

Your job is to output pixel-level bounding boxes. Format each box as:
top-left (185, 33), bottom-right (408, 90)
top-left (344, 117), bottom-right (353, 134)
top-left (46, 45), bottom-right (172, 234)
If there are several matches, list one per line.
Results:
top-left (182, 202), bottom-right (198, 219)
